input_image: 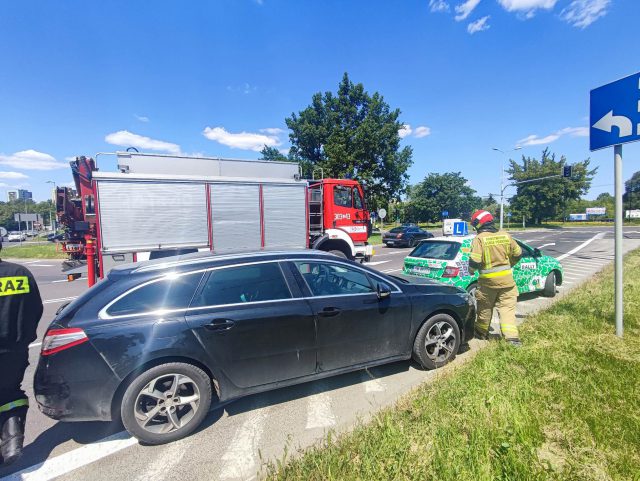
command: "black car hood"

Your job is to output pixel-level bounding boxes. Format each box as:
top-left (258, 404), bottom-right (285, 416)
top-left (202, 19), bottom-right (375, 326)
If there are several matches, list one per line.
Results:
top-left (391, 273), bottom-right (466, 296)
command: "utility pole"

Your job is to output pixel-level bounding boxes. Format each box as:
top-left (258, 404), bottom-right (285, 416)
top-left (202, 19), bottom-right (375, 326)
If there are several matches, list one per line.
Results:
top-left (46, 180), bottom-right (56, 231)
top-left (492, 147), bottom-right (522, 230)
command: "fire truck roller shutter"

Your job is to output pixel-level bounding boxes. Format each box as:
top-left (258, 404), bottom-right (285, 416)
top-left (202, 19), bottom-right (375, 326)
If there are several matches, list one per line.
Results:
top-left (209, 183), bottom-right (262, 253)
top-left (262, 184), bottom-right (308, 250)
top-left (97, 181), bottom-right (209, 252)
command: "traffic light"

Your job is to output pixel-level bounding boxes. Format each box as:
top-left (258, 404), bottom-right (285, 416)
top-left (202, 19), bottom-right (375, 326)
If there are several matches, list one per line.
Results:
top-left (563, 165), bottom-right (573, 178)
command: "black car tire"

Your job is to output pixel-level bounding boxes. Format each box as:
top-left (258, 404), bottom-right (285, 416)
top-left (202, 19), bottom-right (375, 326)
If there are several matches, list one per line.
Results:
top-left (412, 313), bottom-right (461, 370)
top-left (543, 271), bottom-right (557, 298)
top-left (121, 362), bottom-right (213, 445)
top-left (408, 237), bottom-right (416, 248)
top-left (328, 249), bottom-right (347, 259)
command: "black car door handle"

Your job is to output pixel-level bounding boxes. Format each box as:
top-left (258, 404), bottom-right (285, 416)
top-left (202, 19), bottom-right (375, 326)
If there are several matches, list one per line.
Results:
top-left (318, 307), bottom-right (341, 317)
top-left (204, 319), bottom-right (235, 331)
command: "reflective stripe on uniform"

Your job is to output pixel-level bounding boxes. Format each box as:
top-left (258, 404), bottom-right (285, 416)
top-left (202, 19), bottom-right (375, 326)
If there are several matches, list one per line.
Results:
top-left (479, 269), bottom-right (512, 279)
top-left (0, 276), bottom-right (30, 297)
top-left (0, 399), bottom-right (29, 413)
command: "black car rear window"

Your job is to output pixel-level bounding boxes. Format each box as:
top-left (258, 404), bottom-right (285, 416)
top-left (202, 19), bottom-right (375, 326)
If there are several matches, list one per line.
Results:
top-left (106, 271), bottom-right (204, 317)
top-left (389, 227), bottom-right (405, 233)
top-left (409, 241), bottom-right (461, 260)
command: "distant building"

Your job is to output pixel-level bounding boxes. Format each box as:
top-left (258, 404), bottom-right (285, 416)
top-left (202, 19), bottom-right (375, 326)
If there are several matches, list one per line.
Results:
top-left (7, 189), bottom-right (33, 202)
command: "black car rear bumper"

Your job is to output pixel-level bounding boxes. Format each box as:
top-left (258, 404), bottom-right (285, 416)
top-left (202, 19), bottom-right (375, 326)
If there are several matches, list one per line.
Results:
top-left (34, 342), bottom-right (121, 422)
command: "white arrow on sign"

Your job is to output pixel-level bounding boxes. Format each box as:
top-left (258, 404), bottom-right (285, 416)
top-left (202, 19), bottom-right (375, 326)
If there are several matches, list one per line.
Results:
top-left (592, 110), bottom-right (633, 137)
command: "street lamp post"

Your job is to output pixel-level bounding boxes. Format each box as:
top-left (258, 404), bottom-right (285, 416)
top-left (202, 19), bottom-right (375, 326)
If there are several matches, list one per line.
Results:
top-left (492, 147), bottom-right (522, 230)
top-left (46, 181), bottom-right (56, 231)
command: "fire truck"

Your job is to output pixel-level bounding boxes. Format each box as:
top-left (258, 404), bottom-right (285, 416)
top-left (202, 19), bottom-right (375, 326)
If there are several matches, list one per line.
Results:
top-left (56, 151), bottom-right (374, 285)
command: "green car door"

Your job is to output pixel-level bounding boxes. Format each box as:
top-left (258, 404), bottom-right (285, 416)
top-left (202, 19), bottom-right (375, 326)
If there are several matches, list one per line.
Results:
top-left (512, 239), bottom-right (563, 294)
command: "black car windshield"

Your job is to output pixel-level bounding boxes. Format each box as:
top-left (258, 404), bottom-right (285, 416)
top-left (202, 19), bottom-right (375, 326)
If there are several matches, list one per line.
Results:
top-left (409, 240), bottom-right (461, 260)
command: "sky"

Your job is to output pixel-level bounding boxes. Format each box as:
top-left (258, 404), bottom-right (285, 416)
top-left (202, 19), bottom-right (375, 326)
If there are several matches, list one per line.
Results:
top-left (0, 0), bottom-right (638, 204)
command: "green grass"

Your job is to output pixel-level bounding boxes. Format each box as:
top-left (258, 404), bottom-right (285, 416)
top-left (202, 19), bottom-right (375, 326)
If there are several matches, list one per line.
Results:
top-left (1, 243), bottom-right (66, 259)
top-left (268, 250), bottom-right (640, 481)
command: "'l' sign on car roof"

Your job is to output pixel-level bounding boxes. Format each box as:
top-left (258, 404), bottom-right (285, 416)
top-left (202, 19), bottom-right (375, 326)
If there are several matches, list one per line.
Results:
top-left (403, 235), bottom-right (564, 297)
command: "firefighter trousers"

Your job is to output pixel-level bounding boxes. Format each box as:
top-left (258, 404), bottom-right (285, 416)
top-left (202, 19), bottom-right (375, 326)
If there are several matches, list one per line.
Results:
top-left (475, 284), bottom-right (520, 341)
top-left (0, 350), bottom-right (30, 423)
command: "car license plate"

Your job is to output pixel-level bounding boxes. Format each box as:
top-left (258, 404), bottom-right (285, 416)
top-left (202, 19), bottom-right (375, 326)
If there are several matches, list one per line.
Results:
top-left (412, 266), bottom-right (431, 274)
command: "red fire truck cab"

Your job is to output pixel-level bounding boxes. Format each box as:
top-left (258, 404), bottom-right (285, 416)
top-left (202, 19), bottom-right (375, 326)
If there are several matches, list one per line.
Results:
top-left (57, 152), bottom-right (374, 284)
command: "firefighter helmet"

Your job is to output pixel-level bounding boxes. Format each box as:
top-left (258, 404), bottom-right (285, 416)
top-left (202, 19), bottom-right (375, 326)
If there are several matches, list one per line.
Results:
top-left (470, 210), bottom-right (494, 228)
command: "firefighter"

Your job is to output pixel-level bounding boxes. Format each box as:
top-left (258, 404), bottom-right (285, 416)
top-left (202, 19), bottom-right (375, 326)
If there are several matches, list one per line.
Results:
top-left (468, 210), bottom-right (522, 347)
top-left (0, 239), bottom-right (43, 465)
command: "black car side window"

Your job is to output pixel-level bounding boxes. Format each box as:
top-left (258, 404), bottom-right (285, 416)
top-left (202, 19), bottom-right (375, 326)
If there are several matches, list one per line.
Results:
top-left (294, 261), bottom-right (374, 296)
top-left (191, 262), bottom-right (292, 307)
top-left (106, 272), bottom-right (204, 317)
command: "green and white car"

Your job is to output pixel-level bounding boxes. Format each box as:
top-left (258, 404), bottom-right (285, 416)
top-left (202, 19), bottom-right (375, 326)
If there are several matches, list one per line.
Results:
top-left (403, 235), bottom-right (564, 297)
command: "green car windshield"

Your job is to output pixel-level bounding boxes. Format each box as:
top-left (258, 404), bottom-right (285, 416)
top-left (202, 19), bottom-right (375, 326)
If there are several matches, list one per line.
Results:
top-left (409, 240), bottom-right (461, 260)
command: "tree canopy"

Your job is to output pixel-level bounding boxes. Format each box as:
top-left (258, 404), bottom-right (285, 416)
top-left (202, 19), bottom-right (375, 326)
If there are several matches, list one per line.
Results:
top-left (623, 170), bottom-right (640, 210)
top-left (259, 145), bottom-right (288, 161)
top-left (1, 199), bottom-right (55, 231)
top-left (286, 73), bottom-right (412, 209)
top-left (405, 172), bottom-right (481, 223)
top-left (507, 148), bottom-right (597, 224)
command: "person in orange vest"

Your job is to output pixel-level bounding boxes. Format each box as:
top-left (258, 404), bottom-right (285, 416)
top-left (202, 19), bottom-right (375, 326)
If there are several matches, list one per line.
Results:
top-left (0, 239), bottom-right (43, 465)
top-left (468, 210), bottom-right (523, 347)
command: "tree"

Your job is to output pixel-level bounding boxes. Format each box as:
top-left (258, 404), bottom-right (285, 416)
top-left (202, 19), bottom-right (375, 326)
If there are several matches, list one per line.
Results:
top-left (259, 145), bottom-right (288, 161)
top-left (405, 172), bottom-right (481, 223)
top-left (286, 73), bottom-right (412, 209)
top-left (623, 170), bottom-right (640, 210)
top-left (507, 148), bottom-right (597, 224)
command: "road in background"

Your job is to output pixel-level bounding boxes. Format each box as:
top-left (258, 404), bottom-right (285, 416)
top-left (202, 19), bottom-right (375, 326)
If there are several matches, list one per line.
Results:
top-left (2, 227), bottom-right (639, 481)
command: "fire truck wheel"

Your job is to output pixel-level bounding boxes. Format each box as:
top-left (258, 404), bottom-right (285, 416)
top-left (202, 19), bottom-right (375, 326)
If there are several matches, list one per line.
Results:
top-left (328, 249), bottom-right (347, 259)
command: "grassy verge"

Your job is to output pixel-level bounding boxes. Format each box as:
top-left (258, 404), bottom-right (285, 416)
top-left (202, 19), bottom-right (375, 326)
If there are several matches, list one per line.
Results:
top-left (269, 250), bottom-right (640, 480)
top-left (1, 243), bottom-right (66, 259)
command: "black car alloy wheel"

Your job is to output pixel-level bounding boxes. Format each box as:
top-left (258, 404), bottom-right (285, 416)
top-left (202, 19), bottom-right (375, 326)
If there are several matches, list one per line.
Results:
top-left (412, 313), bottom-right (461, 370)
top-left (121, 363), bottom-right (212, 445)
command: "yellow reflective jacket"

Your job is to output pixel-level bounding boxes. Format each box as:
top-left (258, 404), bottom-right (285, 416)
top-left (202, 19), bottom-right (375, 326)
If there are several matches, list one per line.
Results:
top-left (469, 230), bottom-right (522, 288)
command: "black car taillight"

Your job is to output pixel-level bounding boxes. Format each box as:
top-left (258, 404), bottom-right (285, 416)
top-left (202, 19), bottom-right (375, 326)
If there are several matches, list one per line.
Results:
top-left (41, 328), bottom-right (88, 356)
top-left (442, 266), bottom-right (460, 278)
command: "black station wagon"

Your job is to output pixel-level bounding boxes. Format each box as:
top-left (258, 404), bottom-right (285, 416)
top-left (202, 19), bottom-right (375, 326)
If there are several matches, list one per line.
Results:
top-left (35, 250), bottom-right (475, 444)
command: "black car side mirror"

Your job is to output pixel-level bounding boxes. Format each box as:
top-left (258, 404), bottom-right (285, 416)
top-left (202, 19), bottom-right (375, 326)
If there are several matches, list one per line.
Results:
top-left (533, 248), bottom-right (542, 257)
top-left (377, 282), bottom-right (391, 300)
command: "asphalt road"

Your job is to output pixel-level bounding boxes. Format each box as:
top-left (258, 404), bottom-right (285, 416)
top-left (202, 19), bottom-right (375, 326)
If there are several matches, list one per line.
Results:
top-left (2, 226), bottom-right (640, 481)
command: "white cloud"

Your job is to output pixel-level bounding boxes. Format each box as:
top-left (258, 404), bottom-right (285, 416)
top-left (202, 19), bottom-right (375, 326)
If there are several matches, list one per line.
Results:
top-left (0, 172), bottom-right (28, 179)
top-left (203, 126), bottom-right (281, 152)
top-left (227, 83), bottom-right (257, 95)
top-left (429, 0), bottom-right (450, 12)
top-left (398, 124), bottom-right (413, 139)
top-left (105, 130), bottom-right (181, 155)
top-left (0, 150), bottom-right (67, 170)
top-left (516, 125), bottom-right (588, 146)
top-left (455, 0), bottom-right (481, 21)
top-left (259, 127), bottom-right (286, 135)
top-left (468, 15), bottom-right (491, 33)
top-left (134, 114), bottom-right (150, 123)
top-left (64, 156), bottom-right (77, 162)
top-left (414, 126), bottom-right (432, 138)
top-left (560, 0), bottom-right (610, 28)
top-left (497, 0), bottom-right (557, 12)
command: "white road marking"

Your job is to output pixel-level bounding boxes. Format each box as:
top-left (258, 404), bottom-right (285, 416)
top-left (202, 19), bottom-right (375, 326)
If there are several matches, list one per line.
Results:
top-left (537, 243), bottom-right (556, 249)
top-left (382, 268), bottom-right (403, 274)
top-left (556, 232), bottom-right (606, 261)
top-left (51, 279), bottom-right (69, 284)
top-left (0, 431), bottom-right (137, 481)
top-left (364, 260), bottom-right (390, 266)
top-left (30, 264), bottom-right (54, 267)
top-left (305, 390), bottom-right (336, 429)
top-left (219, 410), bottom-right (267, 480)
top-left (43, 296), bottom-right (78, 304)
top-left (134, 439), bottom-right (187, 481)
top-left (362, 370), bottom-right (385, 393)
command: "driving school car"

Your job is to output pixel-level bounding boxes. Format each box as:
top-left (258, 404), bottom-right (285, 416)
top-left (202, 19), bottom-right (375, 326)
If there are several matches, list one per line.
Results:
top-left (403, 235), bottom-right (564, 297)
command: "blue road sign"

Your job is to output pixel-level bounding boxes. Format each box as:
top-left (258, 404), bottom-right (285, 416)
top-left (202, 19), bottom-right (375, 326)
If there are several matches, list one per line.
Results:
top-left (442, 210), bottom-right (448, 217)
top-left (590, 72), bottom-right (640, 151)
top-left (453, 221), bottom-right (468, 236)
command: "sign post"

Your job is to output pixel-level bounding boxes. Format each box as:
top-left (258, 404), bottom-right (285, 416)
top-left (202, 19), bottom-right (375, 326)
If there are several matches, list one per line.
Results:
top-left (590, 71), bottom-right (640, 338)
top-left (378, 208), bottom-right (387, 234)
